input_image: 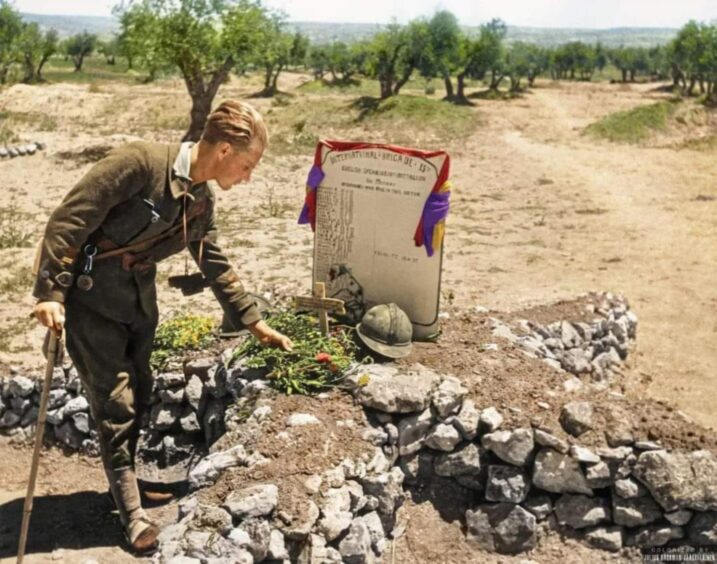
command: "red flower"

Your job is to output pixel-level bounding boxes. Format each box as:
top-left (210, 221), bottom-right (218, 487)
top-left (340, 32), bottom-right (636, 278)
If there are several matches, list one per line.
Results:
top-left (315, 352), bottom-right (332, 363)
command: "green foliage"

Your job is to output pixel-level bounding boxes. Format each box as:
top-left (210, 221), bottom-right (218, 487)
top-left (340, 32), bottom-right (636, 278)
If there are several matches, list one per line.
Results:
top-left (364, 23), bottom-right (408, 99)
top-left (66, 31), bottom-right (97, 72)
top-left (548, 41), bottom-right (601, 80)
top-left (116, 0), bottom-right (274, 139)
top-left (230, 311), bottom-right (361, 395)
top-left (679, 134), bottom-right (717, 151)
top-left (0, 265), bottom-right (34, 295)
top-left (0, 0), bottom-right (23, 84)
top-left (0, 202), bottom-right (34, 249)
top-left (667, 21), bottom-right (717, 102)
top-left (505, 42), bottom-right (548, 90)
top-left (97, 35), bottom-right (120, 65)
top-left (252, 14), bottom-right (302, 96)
top-left (585, 100), bottom-right (679, 143)
top-left (151, 313), bottom-right (217, 370)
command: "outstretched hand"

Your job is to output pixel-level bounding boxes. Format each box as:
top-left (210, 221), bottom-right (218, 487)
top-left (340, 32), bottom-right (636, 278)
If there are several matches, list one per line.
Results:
top-left (248, 320), bottom-right (294, 352)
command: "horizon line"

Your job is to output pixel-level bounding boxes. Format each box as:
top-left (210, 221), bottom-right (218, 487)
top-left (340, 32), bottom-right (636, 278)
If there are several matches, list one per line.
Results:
top-left (18, 11), bottom-right (686, 31)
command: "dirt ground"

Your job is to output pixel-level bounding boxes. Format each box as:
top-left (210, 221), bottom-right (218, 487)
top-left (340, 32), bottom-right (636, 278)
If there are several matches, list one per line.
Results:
top-left (0, 72), bottom-right (715, 562)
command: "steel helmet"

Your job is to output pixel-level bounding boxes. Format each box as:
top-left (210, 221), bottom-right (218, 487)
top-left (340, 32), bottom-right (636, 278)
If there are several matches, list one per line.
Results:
top-left (356, 303), bottom-right (413, 359)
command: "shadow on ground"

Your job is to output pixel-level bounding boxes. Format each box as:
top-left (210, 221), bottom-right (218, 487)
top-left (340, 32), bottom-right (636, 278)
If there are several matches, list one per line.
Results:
top-left (0, 491), bottom-right (126, 558)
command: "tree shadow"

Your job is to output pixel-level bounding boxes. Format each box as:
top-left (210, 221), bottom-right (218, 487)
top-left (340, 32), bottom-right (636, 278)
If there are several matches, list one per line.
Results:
top-left (351, 96), bottom-right (382, 121)
top-left (444, 96), bottom-right (475, 106)
top-left (247, 89), bottom-right (295, 99)
top-left (0, 491), bottom-right (126, 558)
top-left (468, 89), bottom-right (519, 101)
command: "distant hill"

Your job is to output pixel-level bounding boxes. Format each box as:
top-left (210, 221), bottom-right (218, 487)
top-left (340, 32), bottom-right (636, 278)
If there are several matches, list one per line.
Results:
top-left (21, 13), bottom-right (120, 39)
top-left (21, 12), bottom-right (678, 47)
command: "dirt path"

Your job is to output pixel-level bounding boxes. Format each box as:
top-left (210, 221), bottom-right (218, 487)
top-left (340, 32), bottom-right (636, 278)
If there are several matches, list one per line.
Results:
top-left (444, 80), bottom-right (716, 429)
top-left (0, 440), bottom-right (177, 564)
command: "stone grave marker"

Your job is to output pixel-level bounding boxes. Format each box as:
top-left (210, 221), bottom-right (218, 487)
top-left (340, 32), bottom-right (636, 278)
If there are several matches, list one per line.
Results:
top-left (299, 141), bottom-right (451, 339)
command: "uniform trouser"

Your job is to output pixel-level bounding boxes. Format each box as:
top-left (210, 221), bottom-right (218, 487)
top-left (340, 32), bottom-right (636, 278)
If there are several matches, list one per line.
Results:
top-left (65, 296), bottom-right (158, 472)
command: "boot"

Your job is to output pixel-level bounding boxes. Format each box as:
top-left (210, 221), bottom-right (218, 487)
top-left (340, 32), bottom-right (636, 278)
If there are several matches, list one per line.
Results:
top-left (108, 466), bottom-right (160, 555)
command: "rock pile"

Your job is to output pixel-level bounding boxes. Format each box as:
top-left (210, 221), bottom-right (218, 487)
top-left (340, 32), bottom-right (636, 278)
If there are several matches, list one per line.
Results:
top-left (0, 366), bottom-right (96, 451)
top-left (490, 293), bottom-right (636, 381)
top-left (0, 141), bottom-right (45, 158)
top-left (4, 294), bottom-right (716, 561)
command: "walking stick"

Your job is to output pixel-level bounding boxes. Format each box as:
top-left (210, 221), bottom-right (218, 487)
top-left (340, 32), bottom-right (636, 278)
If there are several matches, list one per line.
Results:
top-left (16, 329), bottom-right (61, 564)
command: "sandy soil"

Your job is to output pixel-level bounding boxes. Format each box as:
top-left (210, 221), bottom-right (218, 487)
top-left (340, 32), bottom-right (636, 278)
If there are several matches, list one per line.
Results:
top-left (0, 439), bottom-right (178, 564)
top-left (0, 72), bottom-right (715, 562)
top-left (1, 75), bottom-right (714, 431)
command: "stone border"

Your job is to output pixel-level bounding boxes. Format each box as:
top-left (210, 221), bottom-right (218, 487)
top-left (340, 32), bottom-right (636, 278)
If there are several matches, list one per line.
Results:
top-left (0, 142), bottom-right (45, 158)
top-left (3, 294), bottom-right (715, 562)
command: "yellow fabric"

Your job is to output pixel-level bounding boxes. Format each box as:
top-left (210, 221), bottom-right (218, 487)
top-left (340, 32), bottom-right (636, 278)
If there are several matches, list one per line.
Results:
top-left (430, 180), bottom-right (453, 255)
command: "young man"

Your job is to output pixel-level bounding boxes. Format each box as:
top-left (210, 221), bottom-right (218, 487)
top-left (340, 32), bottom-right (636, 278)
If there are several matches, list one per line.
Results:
top-left (32, 100), bottom-right (293, 554)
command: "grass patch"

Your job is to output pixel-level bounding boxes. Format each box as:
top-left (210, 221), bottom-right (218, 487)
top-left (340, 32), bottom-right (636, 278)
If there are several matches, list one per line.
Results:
top-left (678, 134), bottom-right (717, 151)
top-left (0, 265), bottom-right (34, 295)
top-left (0, 123), bottom-right (18, 144)
top-left (354, 95), bottom-right (477, 141)
top-left (298, 78), bottom-right (379, 97)
top-left (266, 91), bottom-right (478, 156)
top-left (229, 311), bottom-right (362, 395)
top-left (41, 55), bottom-right (141, 85)
top-left (150, 313), bottom-right (217, 371)
top-left (0, 110), bottom-right (58, 132)
top-left (0, 203), bottom-right (34, 249)
top-left (585, 100), bottom-right (679, 144)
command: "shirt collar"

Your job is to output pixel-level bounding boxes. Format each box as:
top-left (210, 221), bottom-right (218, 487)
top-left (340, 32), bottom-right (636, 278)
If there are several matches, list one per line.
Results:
top-left (170, 141), bottom-right (194, 199)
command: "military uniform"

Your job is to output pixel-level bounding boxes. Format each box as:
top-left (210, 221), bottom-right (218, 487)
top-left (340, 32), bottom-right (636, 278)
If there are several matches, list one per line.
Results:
top-left (34, 141), bottom-right (261, 471)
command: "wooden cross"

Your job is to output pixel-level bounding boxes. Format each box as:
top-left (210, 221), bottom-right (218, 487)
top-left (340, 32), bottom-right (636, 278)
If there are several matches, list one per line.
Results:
top-left (293, 282), bottom-right (346, 336)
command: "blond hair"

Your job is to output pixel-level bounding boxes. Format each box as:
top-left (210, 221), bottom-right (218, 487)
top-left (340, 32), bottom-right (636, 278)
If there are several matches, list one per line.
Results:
top-left (201, 100), bottom-right (268, 151)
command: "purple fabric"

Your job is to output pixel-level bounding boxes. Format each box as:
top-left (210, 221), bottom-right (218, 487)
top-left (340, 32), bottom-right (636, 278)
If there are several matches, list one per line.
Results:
top-left (307, 165), bottom-right (325, 189)
top-left (421, 191), bottom-right (451, 257)
top-left (298, 165), bottom-right (325, 225)
top-left (298, 201), bottom-right (311, 225)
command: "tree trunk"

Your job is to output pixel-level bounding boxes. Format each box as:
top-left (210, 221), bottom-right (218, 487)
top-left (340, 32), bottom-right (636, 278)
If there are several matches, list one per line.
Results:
top-left (670, 63), bottom-right (681, 88)
top-left (182, 60), bottom-right (233, 142)
top-left (270, 64), bottom-right (283, 95)
top-left (528, 72), bottom-right (536, 87)
top-left (23, 55), bottom-right (35, 83)
top-left (37, 55), bottom-right (51, 80)
top-left (687, 78), bottom-right (696, 96)
top-left (489, 70), bottom-right (504, 91)
top-left (184, 92), bottom-right (213, 142)
top-left (393, 65), bottom-right (413, 95)
top-left (699, 79), bottom-right (705, 94)
top-left (455, 73), bottom-right (466, 101)
top-left (127, 55), bottom-right (133, 70)
top-left (73, 55), bottom-right (84, 72)
top-left (379, 77), bottom-right (393, 99)
top-left (443, 75), bottom-right (454, 99)
top-left (262, 65), bottom-right (273, 95)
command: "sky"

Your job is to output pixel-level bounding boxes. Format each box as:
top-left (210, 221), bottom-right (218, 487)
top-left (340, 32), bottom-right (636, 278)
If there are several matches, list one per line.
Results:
top-left (11, 0), bottom-right (717, 28)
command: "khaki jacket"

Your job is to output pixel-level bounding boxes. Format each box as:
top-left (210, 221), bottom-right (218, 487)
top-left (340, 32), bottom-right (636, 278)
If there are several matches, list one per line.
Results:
top-left (33, 141), bottom-right (261, 327)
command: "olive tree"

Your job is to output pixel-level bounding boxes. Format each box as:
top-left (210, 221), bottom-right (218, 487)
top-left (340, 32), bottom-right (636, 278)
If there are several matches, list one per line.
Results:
top-left (0, 0), bottom-right (22, 84)
top-left (66, 31), bottom-right (97, 72)
top-left (364, 23), bottom-right (408, 99)
top-left (116, 0), bottom-right (271, 141)
top-left (17, 23), bottom-right (58, 82)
